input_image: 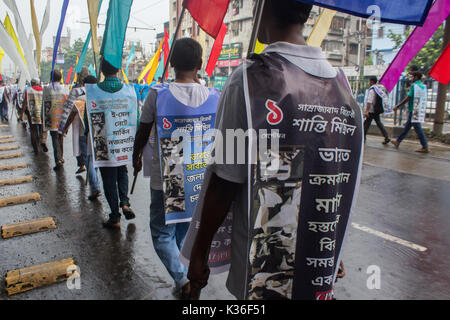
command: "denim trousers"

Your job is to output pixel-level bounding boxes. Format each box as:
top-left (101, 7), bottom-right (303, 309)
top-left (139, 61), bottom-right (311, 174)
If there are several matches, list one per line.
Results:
top-left (397, 113), bottom-right (428, 148)
top-left (79, 135), bottom-right (100, 192)
top-left (150, 188), bottom-right (190, 290)
top-left (99, 166), bottom-right (130, 223)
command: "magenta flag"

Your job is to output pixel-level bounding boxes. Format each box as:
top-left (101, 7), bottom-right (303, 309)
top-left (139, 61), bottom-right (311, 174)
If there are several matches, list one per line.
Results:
top-left (380, 0), bottom-right (450, 92)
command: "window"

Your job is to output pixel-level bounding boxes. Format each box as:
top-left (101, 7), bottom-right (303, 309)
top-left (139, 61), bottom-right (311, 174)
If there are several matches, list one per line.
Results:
top-left (331, 16), bottom-right (344, 31)
top-left (378, 26), bottom-right (384, 38)
top-left (349, 43), bottom-right (358, 55)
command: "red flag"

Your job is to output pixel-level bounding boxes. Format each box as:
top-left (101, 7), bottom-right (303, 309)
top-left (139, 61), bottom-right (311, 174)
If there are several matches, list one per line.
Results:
top-left (429, 42), bottom-right (450, 85)
top-left (183, 0), bottom-right (230, 38)
top-left (164, 28), bottom-right (170, 79)
top-left (66, 66), bottom-right (73, 84)
top-left (205, 23), bottom-right (227, 77)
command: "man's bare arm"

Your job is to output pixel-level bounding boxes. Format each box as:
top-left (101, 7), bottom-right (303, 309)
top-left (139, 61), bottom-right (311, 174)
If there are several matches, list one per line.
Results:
top-left (132, 122), bottom-right (153, 173)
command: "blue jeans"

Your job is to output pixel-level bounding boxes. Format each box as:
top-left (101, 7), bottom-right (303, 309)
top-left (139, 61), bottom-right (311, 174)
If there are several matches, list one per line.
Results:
top-left (0, 100), bottom-right (8, 119)
top-left (150, 189), bottom-right (190, 289)
top-left (99, 166), bottom-right (130, 223)
top-left (397, 113), bottom-right (428, 148)
top-left (79, 135), bottom-right (100, 192)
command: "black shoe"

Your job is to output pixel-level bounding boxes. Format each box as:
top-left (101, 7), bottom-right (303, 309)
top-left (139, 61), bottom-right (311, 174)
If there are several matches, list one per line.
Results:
top-left (76, 165), bottom-right (86, 174)
top-left (41, 143), bottom-right (48, 152)
top-left (122, 207), bottom-right (136, 220)
top-left (88, 190), bottom-right (101, 201)
top-left (102, 220), bottom-right (121, 229)
top-left (53, 161), bottom-right (63, 171)
top-left (382, 138), bottom-right (391, 145)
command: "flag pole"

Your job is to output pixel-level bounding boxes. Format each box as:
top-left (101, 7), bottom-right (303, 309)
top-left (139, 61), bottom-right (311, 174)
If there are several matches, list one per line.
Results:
top-left (161, 7), bottom-right (186, 83)
top-left (247, 0), bottom-right (266, 56)
top-left (132, 7), bottom-right (186, 195)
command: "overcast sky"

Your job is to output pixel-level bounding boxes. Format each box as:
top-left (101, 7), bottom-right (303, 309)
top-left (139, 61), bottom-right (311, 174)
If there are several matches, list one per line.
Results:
top-left (0, 0), bottom-right (169, 75)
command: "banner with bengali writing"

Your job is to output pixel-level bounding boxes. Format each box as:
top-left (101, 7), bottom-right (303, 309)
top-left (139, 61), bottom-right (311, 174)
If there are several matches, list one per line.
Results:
top-left (243, 53), bottom-right (363, 300)
top-left (43, 84), bottom-right (69, 131)
top-left (85, 84), bottom-right (138, 168)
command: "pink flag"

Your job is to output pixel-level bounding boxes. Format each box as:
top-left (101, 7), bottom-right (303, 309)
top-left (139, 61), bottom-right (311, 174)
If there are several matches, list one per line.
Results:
top-left (380, 0), bottom-right (450, 92)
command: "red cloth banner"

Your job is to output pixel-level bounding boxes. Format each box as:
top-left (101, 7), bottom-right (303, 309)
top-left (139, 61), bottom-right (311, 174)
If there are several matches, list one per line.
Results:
top-left (205, 23), bottom-right (227, 77)
top-left (183, 0), bottom-right (230, 38)
top-left (429, 42), bottom-right (450, 85)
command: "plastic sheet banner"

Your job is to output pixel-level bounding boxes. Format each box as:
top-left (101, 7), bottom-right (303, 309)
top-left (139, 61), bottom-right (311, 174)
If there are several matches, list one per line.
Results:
top-left (43, 84), bottom-right (69, 132)
top-left (242, 55), bottom-right (363, 300)
top-left (298, 0), bottom-right (433, 26)
top-left (85, 84), bottom-right (137, 168)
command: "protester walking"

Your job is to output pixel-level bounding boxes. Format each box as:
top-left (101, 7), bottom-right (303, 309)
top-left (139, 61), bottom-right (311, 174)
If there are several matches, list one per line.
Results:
top-left (364, 76), bottom-right (390, 144)
top-left (186, 0), bottom-right (363, 300)
top-left (85, 58), bottom-right (136, 229)
top-left (21, 78), bottom-right (48, 154)
top-left (391, 71), bottom-right (429, 153)
top-left (133, 38), bottom-right (220, 299)
top-left (0, 79), bottom-right (10, 123)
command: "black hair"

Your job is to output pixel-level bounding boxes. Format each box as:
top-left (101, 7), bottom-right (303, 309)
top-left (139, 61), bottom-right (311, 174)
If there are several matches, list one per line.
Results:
top-left (170, 38), bottom-right (203, 72)
top-left (409, 65), bottom-right (419, 72)
top-left (369, 76), bottom-right (378, 84)
top-left (267, 0), bottom-right (313, 27)
top-left (51, 70), bottom-right (62, 82)
top-left (84, 75), bottom-right (98, 84)
top-left (411, 71), bottom-right (423, 81)
top-left (100, 57), bottom-right (119, 76)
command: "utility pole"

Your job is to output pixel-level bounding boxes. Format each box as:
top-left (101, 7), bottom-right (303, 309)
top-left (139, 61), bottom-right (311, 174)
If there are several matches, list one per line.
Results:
top-left (433, 16), bottom-right (450, 135)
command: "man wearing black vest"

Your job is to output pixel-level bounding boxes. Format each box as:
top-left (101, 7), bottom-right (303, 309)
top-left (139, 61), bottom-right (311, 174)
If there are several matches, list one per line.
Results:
top-left (363, 76), bottom-right (390, 144)
top-left (187, 0), bottom-right (363, 300)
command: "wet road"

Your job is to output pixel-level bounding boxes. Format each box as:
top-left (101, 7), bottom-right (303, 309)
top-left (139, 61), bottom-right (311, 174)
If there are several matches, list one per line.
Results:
top-left (0, 119), bottom-right (449, 300)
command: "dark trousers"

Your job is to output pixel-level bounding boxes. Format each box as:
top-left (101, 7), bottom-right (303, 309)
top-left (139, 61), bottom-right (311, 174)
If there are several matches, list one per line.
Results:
top-left (26, 110), bottom-right (47, 153)
top-left (99, 166), bottom-right (130, 223)
top-left (397, 113), bottom-right (428, 148)
top-left (364, 112), bottom-right (389, 140)
top-left (50, 131), bottom-right (64, 164)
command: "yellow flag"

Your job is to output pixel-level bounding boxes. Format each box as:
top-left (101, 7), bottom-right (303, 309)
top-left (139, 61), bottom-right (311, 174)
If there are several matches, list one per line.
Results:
top-left (146, 41), bottom-right (163, 84)
top-left (73, 56), bottom-right (79, 83)
top-left (3, 14), bottom-right (27, 66)
top-left (60, 69), bottom-right (64, 84)
top-left (0, 49), bottom-right (4, 73)
top-left (255, 39), bottom-right (265, 54)
top-left (138, 53), bottom-right (157, 83)
top-left (121, 69), bottom-right (129, 84)
top-left (30, 0), bottom-right (41, 73)
top-left (307, 9), bottom-right (337, 47)
top-left (87, 0), bottom-right (101, 54)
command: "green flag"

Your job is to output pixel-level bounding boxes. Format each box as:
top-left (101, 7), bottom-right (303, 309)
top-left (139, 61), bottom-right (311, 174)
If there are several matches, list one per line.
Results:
top-left (100, 0), bottom-right (133, 69)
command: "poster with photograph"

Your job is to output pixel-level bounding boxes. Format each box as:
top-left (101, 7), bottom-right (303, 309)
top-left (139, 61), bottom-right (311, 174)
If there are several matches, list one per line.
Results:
top-left (43, 84), bottom-right (69, 131)
top-left (155, 84), bottom-right (220, 224)
top-left (26, 88), bottom-right (43, 124)
top-left (85, 83), bottom-right (138, 168)
top-left (244, 55), bottom-right (363, 300)
top-left (411, 83), bottom-right (427, 123)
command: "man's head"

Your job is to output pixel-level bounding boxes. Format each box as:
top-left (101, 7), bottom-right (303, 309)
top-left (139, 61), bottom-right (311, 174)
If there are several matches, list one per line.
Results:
top-left (258, 0), bottom-right (313, 44)
top-left (411, 71), bottom-right (423, 82)
top-left (408, 65), bottom-right (419, 75)
top-left (84, 75), bottom-right (98, 84)
top-left (78, 66), bottom-right (90, 85)
top-left (170, 38), bottom-right (203, 75)
top-left (51, 70), bottom-right (62, 83)
top-left (369, 76), bottom-right (378, 86)
top-left (0, 80), bottom-right (3, 86)
top-left (100, 57), bottom-right (119, 77)
top-left (31, 78), bottom-right (40, 86)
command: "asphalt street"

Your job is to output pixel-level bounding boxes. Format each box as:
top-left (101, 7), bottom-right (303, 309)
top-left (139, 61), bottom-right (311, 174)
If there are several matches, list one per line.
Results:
top-left (0, 119), bottom-right (449, 300)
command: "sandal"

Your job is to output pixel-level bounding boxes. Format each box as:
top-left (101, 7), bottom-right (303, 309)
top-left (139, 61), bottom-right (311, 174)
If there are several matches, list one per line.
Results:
top-left (122, 207), bottom-right (136, 220)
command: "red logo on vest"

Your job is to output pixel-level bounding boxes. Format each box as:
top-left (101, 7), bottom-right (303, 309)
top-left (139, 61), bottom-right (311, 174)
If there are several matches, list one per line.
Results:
top-left (265, 99), bottom-right (283, 125)
top-left (163, 118), bottom-right (172, 130)
top-left (91, 101), bottom-right (97, 108)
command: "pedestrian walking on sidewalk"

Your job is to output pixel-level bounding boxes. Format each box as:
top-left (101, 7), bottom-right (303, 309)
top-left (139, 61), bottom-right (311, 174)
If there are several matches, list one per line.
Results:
top-left (391, 72), bottom-right (429, 153)
top-left (364, 77), bottom-right (390, 144)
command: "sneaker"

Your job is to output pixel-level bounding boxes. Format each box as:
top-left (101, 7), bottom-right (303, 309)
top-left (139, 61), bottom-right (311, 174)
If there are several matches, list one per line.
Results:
top-left (416, 147), bottom-right (429, 154)
top-left (102, 220), bottom-right (120, 229)
top-left (76, 165), bottom-right (86, 174)
top-left (390, 140), bottom-right (400, 149)
top-left (382, 138), bottom-right (391, 145)
top-left (41, 144), bottom-right (48, 153)
top-left (88, 190), bottom-right (101, 201)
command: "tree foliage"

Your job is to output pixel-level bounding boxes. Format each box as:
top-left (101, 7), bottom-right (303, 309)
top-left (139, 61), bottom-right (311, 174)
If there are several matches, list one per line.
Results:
top-left (388, 24), bottom-right (444, 73)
